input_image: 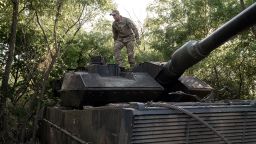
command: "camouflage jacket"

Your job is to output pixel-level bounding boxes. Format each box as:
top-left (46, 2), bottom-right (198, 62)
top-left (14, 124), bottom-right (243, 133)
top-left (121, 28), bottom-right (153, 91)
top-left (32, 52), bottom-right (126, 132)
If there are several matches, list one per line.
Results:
top-left (112, 16), bottom-right (139, 42)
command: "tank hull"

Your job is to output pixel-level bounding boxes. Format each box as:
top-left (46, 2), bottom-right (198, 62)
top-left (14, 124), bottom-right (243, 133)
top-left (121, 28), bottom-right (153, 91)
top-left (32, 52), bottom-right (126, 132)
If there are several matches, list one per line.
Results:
top-left (40, 102), bottom-right (256, 144)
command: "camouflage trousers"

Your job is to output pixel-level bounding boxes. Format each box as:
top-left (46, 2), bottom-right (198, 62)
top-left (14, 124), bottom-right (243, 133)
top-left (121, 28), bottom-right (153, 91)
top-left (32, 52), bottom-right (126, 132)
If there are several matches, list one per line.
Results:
top-left (114, 39), bottom-right (135, 67)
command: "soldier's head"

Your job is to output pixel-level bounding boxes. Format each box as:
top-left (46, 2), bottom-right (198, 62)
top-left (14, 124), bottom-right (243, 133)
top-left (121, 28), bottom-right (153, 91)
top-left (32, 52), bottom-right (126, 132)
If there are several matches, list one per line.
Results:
top-left (110, 10), bottom-right (121, 21)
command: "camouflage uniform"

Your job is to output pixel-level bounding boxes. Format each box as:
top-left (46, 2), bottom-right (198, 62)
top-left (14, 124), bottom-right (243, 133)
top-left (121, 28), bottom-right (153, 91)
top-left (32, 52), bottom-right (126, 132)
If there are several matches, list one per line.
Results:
top-left (112, 16), bottom-right (139, 67)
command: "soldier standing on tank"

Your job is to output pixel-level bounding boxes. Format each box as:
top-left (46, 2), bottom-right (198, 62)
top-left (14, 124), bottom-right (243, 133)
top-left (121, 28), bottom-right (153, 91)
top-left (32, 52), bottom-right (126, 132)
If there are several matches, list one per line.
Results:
top-left (110, 10), bottom-right (140, 68)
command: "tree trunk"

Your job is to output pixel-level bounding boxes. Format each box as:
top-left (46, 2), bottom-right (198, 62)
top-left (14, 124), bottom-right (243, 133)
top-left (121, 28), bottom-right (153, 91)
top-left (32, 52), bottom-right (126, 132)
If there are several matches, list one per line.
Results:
top-left (0, 0), bottom-right (19, 142)
top-left (30, 0), bottom-right (63, 143)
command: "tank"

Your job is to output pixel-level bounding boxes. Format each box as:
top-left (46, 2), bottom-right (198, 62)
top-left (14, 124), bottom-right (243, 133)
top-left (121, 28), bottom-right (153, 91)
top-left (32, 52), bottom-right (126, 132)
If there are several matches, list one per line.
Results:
top-left (39, 3), bottom-right (256, 144)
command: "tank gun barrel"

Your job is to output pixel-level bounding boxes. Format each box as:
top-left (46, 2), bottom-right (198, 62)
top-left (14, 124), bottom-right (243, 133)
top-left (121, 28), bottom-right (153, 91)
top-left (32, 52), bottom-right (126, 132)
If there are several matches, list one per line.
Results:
top-left (156, 2), bottom-right (256, 85)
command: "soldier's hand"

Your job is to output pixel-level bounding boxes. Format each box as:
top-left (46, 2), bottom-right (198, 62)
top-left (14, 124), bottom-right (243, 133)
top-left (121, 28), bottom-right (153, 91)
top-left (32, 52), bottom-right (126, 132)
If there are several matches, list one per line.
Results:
top-left (136, 39), bottom-right (141, 45)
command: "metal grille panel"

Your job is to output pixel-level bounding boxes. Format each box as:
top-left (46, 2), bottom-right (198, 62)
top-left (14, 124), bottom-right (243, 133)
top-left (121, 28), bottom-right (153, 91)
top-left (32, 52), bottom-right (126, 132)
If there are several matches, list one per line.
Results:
top-left (132, 106), bottom-right (256, 144)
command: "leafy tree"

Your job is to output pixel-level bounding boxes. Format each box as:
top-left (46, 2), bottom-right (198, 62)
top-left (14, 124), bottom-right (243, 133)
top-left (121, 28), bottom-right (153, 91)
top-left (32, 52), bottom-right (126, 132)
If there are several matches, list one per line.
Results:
top-left (145, 0), bottom-right (256, 99)
top-left (0, 0), bottom-right (114, 143)
top-left (0, 0), bottom-right (19, 142)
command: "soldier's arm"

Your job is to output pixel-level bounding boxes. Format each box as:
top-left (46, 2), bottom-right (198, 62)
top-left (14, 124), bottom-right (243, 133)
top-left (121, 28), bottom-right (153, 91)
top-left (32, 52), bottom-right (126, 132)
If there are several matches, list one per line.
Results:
top-left (127, 19), bottom-right (139, 40)
top-left (112, 24), bottom-right (118, 41)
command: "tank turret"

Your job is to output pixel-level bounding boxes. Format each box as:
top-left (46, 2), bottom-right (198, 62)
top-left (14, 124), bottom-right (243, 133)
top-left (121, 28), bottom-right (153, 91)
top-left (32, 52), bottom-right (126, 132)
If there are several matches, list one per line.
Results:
top-left (60, 3), bottom-right (256, 108)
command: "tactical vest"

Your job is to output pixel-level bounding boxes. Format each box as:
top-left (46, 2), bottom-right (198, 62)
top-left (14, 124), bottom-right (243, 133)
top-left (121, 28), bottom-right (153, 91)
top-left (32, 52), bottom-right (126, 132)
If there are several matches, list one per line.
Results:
top-left (113, 17), bottom-right (134, 38)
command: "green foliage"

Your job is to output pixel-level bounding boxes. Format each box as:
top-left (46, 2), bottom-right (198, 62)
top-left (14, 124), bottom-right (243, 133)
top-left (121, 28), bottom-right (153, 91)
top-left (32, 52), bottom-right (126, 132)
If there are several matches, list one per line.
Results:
top-left (60, 31), bottom-right (113, 69)
top-left (145, 0), bottom-right (256, 99)
top-left (0, 0), bottom-right (114, 143)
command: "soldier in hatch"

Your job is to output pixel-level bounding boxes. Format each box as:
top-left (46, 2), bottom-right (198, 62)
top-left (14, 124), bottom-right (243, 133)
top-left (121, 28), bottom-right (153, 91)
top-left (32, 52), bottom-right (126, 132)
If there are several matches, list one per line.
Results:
top-left (110, 10), bottom-right (140, 68)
